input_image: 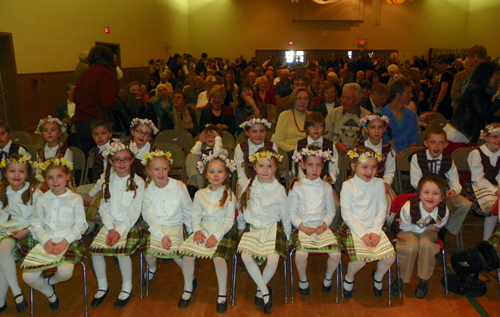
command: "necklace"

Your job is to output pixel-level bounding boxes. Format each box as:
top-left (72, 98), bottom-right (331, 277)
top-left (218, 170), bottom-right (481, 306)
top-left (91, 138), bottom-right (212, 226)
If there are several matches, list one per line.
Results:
top-left (292, 108), bottom-right (306, 133)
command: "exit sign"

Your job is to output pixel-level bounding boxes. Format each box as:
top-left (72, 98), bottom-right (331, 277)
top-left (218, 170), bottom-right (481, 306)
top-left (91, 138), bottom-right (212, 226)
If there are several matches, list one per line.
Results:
top-left (104, 27), bottom-right (110, 34)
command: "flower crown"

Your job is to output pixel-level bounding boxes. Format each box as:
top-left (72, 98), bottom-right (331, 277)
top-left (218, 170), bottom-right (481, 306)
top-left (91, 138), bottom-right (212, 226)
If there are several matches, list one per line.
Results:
top-left (36, 157), bottom-right (73, 173)
top-left (239, 118), bottom-right (272, 130)
top-left (292, 147), bottom-right (333, 163)
top-left (347, 149), bottom-right (384, 163)
top-left (196, 153), bottom-right (237, 174)
top-left (360, 114), bottom-right (390, 128)
top-left (35, 116), bottom-right (66, 135)
top-left (480, 125), bottom-right (500, 140)
top-left (130, 118), bottom-right (159, 135)
top-left (0, 156), bottom-right (33, 169)
top-left (248, 151), bottom-right (284, 164)
top-left (141, 150), bottom-right (173, 166)
top-left (102, 139), bottom-right (139, 157)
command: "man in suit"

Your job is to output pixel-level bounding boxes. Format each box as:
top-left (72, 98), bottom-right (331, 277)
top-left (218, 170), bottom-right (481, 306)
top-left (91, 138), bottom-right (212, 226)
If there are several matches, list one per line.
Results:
top-left (360, 83), bottom-right (389, 114)
top-left (55, 83), bottom-right (77, 146)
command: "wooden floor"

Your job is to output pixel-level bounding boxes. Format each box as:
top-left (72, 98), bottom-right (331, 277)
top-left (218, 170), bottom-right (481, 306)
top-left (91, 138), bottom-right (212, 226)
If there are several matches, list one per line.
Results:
top-left (3, 214), bottom-right (500, 317)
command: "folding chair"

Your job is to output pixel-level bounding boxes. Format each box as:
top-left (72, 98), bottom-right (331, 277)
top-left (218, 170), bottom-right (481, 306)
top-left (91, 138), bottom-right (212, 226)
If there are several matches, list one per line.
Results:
top-left (69, 147), bottom-right (86, 186)
top-left (426, 119), bottom-right (448, 131)
top-left (154, 130), bottom-right (194, 154)
top-left (23, 145), bottom-right (38, 161)
top-left (154, 144), bottom-right (186, 182)
top-left (420, 112), bottom-right (445, 127)
top-left (394, 147), bottom-right (425, 194)
top-left (82, 155), bottom-right (94, 186)
top-left (222, 131), bottom-right (236, 150)
top-left (11, 131), bottom-right (32, 146)
top-left (391, 194), bottom-right (449, 299)
top-left (418, 131), bottom-right (426, 147)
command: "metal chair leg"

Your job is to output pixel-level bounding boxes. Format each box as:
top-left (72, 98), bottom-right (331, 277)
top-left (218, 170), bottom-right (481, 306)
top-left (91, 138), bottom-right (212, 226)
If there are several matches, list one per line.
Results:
top-left (289, 248), bottom-right (296, 303)
top-left (340, 253), bottom-right (344, 301)
top-left (387, 267), bottom-right (392, 307)
top-left (335, 257), bottom-right (342, 303)
top-left (80, 262), bottom-right (89, 317)
top-left (139, 252), bottom-right (144, 299)
top-left (497, 268), bottom-right (500, 298)
top-left (442, 249), bottom-right (448, 295)
top-left (30, 287), bottom-right (34, 317)
top-left (396, 255), bottom-right (402, 299)
top-left (283, 256), bottom-right (288, 304)
top-left (146, 264), bottom-right (150, 297)
top-left (231, 254), bottom-right (237, 306)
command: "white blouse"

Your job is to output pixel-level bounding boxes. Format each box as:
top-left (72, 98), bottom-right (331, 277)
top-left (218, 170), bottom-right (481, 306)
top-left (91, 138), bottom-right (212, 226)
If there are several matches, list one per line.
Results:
top-left (410, 149), bottom-right (461, 194)
top-left (42, 143), bottom-right (73, 162)
top-left (364, 139), bottom-right (395, 186)
top-left (142, 179), bottom-right (193, 241)
top-left (134, 141), bottom-right (152, 160)
top-left (234, 139), bottom-right (278, 185)
top-left (192, 186), bottom-right (235, 241)
top-left (0, 140), bottom-right (31, 159)
top-left (399, 200), bottom-right (450, 234)
top-left (288, 177), bottom-right (335, 228)
top-left (99, 173), bottom-right (145, 236)
top-left (31, 189), bottom-right (87, 245)
top-left (0, 182), bottom-right (42, 228)
top-left (237, 178), bottom-right (291, 239)
top-left (468, 144), bottom-right (500, 194)
top-left (340, 175), bottom-right (386, 237)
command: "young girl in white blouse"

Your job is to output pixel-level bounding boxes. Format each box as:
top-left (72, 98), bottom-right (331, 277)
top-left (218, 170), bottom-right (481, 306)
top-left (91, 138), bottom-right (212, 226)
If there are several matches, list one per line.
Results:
top-left (234, 116), bottom-right (277, 187)
top-left (89, 141), bottom-right (145, 309)
top-left (141, 150), bottom-right (193, 286)
top-left (288, 146), bottom-right (341, 296)
top-left (35, 116), bottom-right (73, 163)
top-left (340, 146), bottom-right (395, 299)
top-left (0, 155), bottom-right (41, 314)
top-left (179, 153), bottom-right (237, 314)
top-left (127, 118), bottom-right (159, 180)
top-left (465, 123), bottom-right (500, 240)
top-left (237, 148), bottom-right (290, 315)
top-left (22, 158), bottom-right (87, 311)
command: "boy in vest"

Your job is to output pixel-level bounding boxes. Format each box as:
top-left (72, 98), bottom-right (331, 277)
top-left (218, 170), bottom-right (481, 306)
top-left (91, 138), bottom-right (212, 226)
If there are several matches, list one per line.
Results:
top-left (0, 121), bottom-right (31, 159)
top-left (409, 128), bottom-right (471, 243)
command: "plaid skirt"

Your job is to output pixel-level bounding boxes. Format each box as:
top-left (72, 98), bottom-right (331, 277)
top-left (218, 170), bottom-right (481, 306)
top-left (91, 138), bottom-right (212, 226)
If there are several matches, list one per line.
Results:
top-left (22, 240), bottom-right (85, 273)
top-left (142, 225), bottom-right (188, 259)
top-left (90, 222), bottom-right (143, 257)
top-left (463, 181), bottom-right (497, 217)
top-left (289, 228), bottom-right (341, 253)
top-left (86, 192), bottom-right (103, 221)
top-left (339, 223), bottom-right (395, 262)
top-left (7, 234), bottom-right (37, 262)
top-left (239, 222), bottom-right (287, 266)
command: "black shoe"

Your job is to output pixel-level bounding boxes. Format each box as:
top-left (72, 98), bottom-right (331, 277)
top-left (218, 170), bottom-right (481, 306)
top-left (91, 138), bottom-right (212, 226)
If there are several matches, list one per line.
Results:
top-left (415, 280), bottom-right (430, 299)
top-left (14, 292), bottom-right (27, 314)
top-left (216, 295), bottom-right (227, 314)
top-left (254, 291), bottom-right (264, 307)
top-left (0, 302), bottom-right (7, 313)
top-left (178, 278), bottom-right (198, 309)
top-left (263, 287), bottom-right (273, 315)
top-left (343, 278), bottom-right (354, 299)
top-left (114, 290), bottom-right (132, 309)
top-left (391, 278), bottom-right (405, 297)
top-left (90, 289), bottom-right (109, 308)
top-left (298, 279), bottom-right (310, 296)
top-left (46, 279), bottom-right (58, 311)
top-left (187, 185), bottom-right (198, 199)
top-left (323, 269), bottom-right (333, 293)
top-left (372, 271), bottom-right (383, 298)
top-left (142, 270), bottom-right (156, 286)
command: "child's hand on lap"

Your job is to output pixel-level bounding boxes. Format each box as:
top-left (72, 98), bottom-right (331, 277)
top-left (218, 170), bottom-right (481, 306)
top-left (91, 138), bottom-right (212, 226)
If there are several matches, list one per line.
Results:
top-left (11, 229), bottom-right (30, 240)
top-left (205, 235), bottom-right (218, 248)
top-left (425, 225), bottom-right (440, 232)
top-left (53, 240), bottom-right (69, 255)
top-left (83, 195), bottom-right (93, 207)
top-left (162, 236), bottom-right (172, 250)
top-left (106, 230), bottom-right (121, 247)
top-left (44, 241), bottom-right (56, 254)
top-left (194, 231), bottom-right (206, 245)
top-left (315, 223), bottom-right (328, 234)
top-left (369, 233), bottom-right (381, 248)
top-left (361, 234), bottom-right (372, 247)
top-left (299, 224), bottom-right (316, 236)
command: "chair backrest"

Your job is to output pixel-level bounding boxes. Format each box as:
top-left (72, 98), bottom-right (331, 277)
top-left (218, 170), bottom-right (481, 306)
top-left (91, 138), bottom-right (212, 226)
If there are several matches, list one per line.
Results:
top-left (154, 129), bottom-right (194, 150)
top-left (23, 145), bottom-right (38, 161)
top-left (395, 147), bottom-right (425, 194)
top-left (451, 147), bottom-right (474, 172)
top-left (222, 131), bottom-right (236, 150)
top-left (69, 146), bottom-right (86, 186)
top-left (420, 112), bottom-right (445, 126)
top-left (82, 154), bottom-right (94, 185)
top-left (418, 131), bottom-right (426, 147)
top-left (277, 147), bottom-right (290, 188)
top-left (426, 119), bottom-right (448, 131)
top-left (391, 194), bottom-right (417, 215)
top-left (153, 143), bottom-right (186, 182)
top-left (11, 131), bottom-right (32, 146)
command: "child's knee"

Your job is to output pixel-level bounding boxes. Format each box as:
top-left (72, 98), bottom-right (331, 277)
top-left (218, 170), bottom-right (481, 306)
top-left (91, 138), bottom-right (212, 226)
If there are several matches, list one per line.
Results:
top-left (22, 272), bottom-right (37, 285)
top-left (267, 254), bottom-right (280, 266)
top-left (58, 265), bottom-right (74, 280)
top-left (295, 251), bottom-right (308, 261)
top-left (213, 257), bottom-right (226, 265)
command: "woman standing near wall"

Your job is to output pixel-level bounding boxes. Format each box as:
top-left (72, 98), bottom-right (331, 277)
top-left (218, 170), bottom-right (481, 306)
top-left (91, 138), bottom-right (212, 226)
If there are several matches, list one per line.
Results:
top-left (73, 45), bottom-right (119, 155)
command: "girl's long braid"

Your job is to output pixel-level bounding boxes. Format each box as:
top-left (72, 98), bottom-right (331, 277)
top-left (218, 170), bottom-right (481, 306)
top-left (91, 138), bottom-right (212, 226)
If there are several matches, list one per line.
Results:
top-left (239, 174), bottom-right (256, 212)
top-left (0, 179), bottom-right (8, 209)
top-left (386, 125), bottom-right (395, 156)
top-left (102, 159), bottom-right (112, 202)
top-left (352, 125), bottom-right (364, 148)
top-left (126, 155), bottom-right (138, 198)
top-left (218, 173), bottom-right (233, 208)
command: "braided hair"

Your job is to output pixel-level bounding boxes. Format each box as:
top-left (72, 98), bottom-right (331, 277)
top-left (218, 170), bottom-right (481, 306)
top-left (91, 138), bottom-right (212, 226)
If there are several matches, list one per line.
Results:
top-left (0, 154), bottom-right (38, 208)
top-left (203, 158), bottom-right (234, 208)
top-left (102, 149), bottom-right (137, 202)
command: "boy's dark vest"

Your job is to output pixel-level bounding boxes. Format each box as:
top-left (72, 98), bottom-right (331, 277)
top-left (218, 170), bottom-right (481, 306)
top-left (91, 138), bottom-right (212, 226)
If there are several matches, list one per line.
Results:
top-left (240, 140), bottom-right (274, 179)
top-left (416, 150), bottom-right (452, 180)
top-left (296, 138), bottom-right (333, 180)
top-left (376, 141), bottom-right (391, 178)
top-left (478, 147), bottom-right (500, 186)
top-left (89, 146), bottom-right (105, 183)
top-left (393, 197), bottom-right (447, 233)
top-left (37, 141), bottom-right (69, 161)
top-left (2, 143), bottom-right (22, 158)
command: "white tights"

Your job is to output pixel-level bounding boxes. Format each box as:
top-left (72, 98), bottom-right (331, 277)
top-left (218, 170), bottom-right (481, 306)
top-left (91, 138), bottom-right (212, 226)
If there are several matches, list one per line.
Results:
top-left (181, 256), bottom-right (228, 301)
top-left (483, 215), bottom-right (498, 241)
top-left (241, 252), bottom-right (280, 303)
top-left (0, 239), bottom-right (22, 305)
top-left (344, 256), bottom-right (395, 291)
top-left (295, 251), bottom-right (341, 285)
top-left (22, 263), bottom-right (74, 301)
top-left (92, 255), bottom-right (132, 299)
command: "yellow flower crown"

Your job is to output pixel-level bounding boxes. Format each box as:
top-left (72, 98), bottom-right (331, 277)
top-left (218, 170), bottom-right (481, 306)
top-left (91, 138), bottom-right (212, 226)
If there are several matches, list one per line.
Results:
top-left (141, 150), bottom-right (173, 166)
top-left (36, 158), bottom-right (74, 173)
top-left (0, 156), bottom-right (32, 169)
top-left (347, 149), bottom-right (384, 163)
top-left (248, 151), bottom-right (284, 164)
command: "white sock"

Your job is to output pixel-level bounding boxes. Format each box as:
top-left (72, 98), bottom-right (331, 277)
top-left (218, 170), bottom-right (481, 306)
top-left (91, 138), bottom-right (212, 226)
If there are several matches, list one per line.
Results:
top-left (117, 256), bottom-right (133, 295)
top-left (182, 257), bottom-right (195, 300)
top-left (484, 216), bottom-right (498, 240)
top-left (92, 255), bottom-right (108, 297)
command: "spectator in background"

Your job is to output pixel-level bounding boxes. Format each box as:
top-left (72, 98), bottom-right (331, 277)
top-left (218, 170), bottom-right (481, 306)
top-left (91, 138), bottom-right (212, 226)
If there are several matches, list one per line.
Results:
top-left (195, 52), bottom-right (208, 74)
top-left (55, 83), bottom-right (77, 146)
top-left (161, 90), bottom-right (198, 137)
top-left (275, 69), bottom-right (293, 97)
top-left (360, 83), bottom-right (389, 114)
top-left (314, 84), bottom-right (338, 118)
top-left (432, 55), bottom-right (457, 120)
top-left (74, 50), bottom-right (89, 83)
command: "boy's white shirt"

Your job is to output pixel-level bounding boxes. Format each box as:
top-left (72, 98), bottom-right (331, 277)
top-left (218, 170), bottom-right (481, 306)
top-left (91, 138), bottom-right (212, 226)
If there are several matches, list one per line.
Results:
top-left (399, 200), bottom-right (450, 234)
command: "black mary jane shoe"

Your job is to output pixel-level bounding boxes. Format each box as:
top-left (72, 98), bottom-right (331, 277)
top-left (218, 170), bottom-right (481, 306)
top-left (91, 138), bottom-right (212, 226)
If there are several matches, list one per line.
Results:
top-left (415, 280), bottom-right (430, 299)
top-left (254, 291), bottom-right (264, 307)
top-left (263, 287), bottom-right (273, 315)
top-left (298, 279), bottom-right (310, 296)
top-left (372, 271), bottom-right (383, 298)
top-left (0, 302), bottom-right (7, 313)
top-left (90, 289), bottom-right (109, 308)
top-left (47, 292), bottom-right (59, 311)
top-left (342, 279), bottom-right (354, 299)
top-left (14, 292), bottom-right (27, 314)
top-left (178, 278), bottom-right (198, 309)
top-left (114, 290), bottom-right (132, 309)
top-left (142, 270), bottom-right (156, 286)
top-left (323, 269), bottom-right (333, 293)
top-left (216, 295), bottom-right (227, 314)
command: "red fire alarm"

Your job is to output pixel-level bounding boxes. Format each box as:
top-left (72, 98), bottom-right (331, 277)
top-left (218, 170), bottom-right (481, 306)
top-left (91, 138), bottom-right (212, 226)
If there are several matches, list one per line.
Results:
top-left (288, 41), bottom-right (294, 45)
top-left (104, 27), bottom-right (110, 34)
top-left (358, 40), bottom-right (366, 46)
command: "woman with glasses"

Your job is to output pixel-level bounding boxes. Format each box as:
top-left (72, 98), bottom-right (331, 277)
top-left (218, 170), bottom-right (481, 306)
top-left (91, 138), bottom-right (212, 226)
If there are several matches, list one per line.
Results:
top-left (126, 81), bottom-right (158, 128)
top-left (235, 82), bottom-right (268, 135)
top-left (199, 85), bottom-right (236, 135)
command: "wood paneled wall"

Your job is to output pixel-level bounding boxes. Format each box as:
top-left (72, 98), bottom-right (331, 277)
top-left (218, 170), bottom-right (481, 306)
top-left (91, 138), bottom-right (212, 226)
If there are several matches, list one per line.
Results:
top-left (15, 67), bottom-right (151, 132)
